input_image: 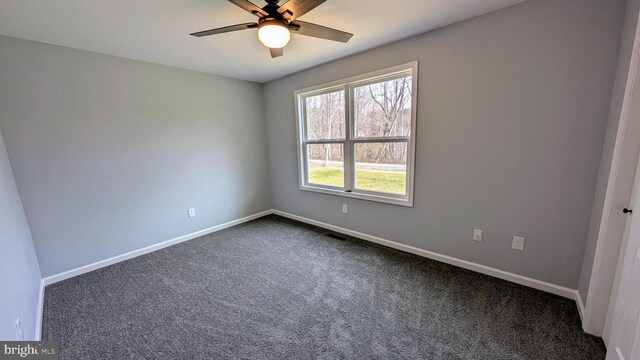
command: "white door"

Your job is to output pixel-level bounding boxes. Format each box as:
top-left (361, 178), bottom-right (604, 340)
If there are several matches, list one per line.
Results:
top-left (607, 155), bottom-right (640, 360)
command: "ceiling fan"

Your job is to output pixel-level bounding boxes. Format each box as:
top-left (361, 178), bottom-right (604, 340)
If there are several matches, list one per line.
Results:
top-left (190, 0), bottom-right (354, 58)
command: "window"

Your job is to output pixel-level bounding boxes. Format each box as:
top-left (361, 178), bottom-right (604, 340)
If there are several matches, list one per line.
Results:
top-left (295, 62), bottom-right (417, 206)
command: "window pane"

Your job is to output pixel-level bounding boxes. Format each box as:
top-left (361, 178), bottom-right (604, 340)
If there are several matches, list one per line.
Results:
top-left (354, 76), bottom-right (412, 138)
top-left (354, 142), bottom-right (407, 195)
top-left (304, 90), bottom-right (345, 140)
top-left (307, 144), bottom-right (344, 188)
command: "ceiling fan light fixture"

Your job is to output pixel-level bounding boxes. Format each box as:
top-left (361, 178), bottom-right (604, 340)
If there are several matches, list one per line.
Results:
top-left (258, 20), bottom-right (291, 49)
top-left (191, 0), bottom-right (354, 58)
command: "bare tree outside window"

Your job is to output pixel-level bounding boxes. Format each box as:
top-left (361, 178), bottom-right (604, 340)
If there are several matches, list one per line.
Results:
top-left (305, 91), bottom-right (345, 141)
top-left (354, 76), bottom-right (412, 139)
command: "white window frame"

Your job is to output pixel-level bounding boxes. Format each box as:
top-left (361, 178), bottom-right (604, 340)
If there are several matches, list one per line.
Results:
top-left (295, 62), bottom-right (418, 207)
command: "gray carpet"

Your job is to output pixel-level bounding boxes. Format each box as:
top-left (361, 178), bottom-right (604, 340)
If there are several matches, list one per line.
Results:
top-left (42, 215), bottom-right (606, 359)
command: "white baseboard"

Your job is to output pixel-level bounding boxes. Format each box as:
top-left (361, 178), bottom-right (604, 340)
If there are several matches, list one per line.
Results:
top-left (36, 208), bottom-right (586, 338)
top-left (35, 279), bottom-right (44, 340)
top-left (41, 210), bottom-right (274, 286)
top-left (273, 210), bottom-right (578, 300)
top-left (575, 290), bottom-right (586, 325)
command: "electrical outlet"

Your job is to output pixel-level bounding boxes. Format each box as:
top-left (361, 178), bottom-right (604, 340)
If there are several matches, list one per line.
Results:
top-left (16, 318), bottom-right (24, 340)
top-left (188, 208), bottom-right (196, 218)
top-left (473, 229), bottom-right (483, 242)
top-left (342, 204), bottom-right (348, 214)
top-left (512, 236), bottom-right (525, 251)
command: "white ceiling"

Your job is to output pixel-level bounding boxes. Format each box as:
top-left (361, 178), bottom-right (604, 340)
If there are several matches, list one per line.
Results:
top-left (0, 0), bottom-right (524, 83)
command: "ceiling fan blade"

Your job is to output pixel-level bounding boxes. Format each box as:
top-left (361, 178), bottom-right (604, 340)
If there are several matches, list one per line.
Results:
top-left (190, 22), bottom-right (257, 37)
top-left (227, 0), bottom-right (268, 17)
top-left (290, 21), bottom-right (353, 43)
top-left (270, 48), bottom-right (284, 58)
top-left (278, 0), bottom-right (327, 21)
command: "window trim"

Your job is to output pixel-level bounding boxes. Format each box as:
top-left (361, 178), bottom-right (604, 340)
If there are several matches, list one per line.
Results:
top-left (294, 61), bottom-right (418, 207)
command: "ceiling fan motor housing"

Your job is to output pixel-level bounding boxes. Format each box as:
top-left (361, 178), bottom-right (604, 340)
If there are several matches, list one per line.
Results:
top-left (258, 18), bottom-right (289, 28)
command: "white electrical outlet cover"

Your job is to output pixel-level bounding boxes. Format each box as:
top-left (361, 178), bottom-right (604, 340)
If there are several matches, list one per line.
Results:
top-left (188, 208), bottom-right (196, 218)
top-left (342, 204), bottom-right (348, 213)
top-left (512, 236), bottom-right (525, 251)
top-left (473, 229), bottom-right (483, 242)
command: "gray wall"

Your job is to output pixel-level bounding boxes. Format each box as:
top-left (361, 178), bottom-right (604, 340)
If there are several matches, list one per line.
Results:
top-left (0, 130), bottom-right (42, 340)
top-left (263, 0), bottom-right (626, 288)
top-left (579, 0), bottom-right (640, 304)
top-left (0, 36), bottom-right (271, 277)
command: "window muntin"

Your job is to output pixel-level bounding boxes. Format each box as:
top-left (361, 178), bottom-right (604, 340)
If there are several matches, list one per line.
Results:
top-left (296, 63), bottom-right (417, 207)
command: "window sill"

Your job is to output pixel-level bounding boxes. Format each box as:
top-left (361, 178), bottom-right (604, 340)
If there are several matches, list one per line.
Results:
top-left (299, 185), bottom-right (414, 207)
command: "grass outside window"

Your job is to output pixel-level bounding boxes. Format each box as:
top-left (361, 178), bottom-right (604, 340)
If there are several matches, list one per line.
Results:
top-left (309, 166), bottom-right (406, 194)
